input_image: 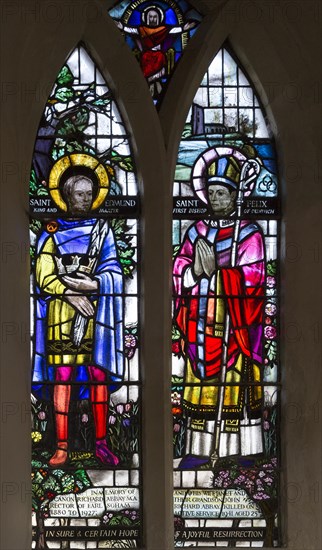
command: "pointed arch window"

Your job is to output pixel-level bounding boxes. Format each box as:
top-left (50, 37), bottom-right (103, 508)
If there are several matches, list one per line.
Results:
top-left (30, 44), bottom-right (142, 548)
top-left (172, 45), bottom-right (281, 547)
top-left (26, 25), bottom-right (282, 550)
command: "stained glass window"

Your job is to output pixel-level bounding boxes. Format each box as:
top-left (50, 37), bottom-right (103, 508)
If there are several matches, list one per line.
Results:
top-left (30, 44), bottom-right (142, 549)
top-left (172, 45), bottom-right (280, 547)
top-left (109, 0), bottom-right (202, 106)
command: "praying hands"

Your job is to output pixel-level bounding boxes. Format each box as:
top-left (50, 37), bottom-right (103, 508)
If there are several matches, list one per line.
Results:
top-left (193, 239), bottom-right (216, 278)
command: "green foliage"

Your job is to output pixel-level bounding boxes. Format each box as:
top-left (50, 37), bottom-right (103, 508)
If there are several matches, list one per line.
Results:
top-left (42, 475), bottom-right (60, 494)
top-left (52, 144), bottom-right (66, 161)
top-left (32, 455), bottom-right (92, 512)
top-left (69, 455), bottom-right (98, 469)
top-left (109, 515), bottom-right (133, 527)
top-left (267, 259), bottom-right (277, 276)
top-left (111, 150), bottom-right (134, 172)
top-left (30, 168), bottom-right (38, 194)
top-left (173, 245), bottom-right (180, 258)
top-left (92, 97), bottom-right (111, 107)
top-left (173, 417), bottom-right (186, 459)
top-left (118, 247), bottom-right (136, 277)
top-left (54, 87), bottom-right (75, 103)
top-left (182, 123), bottom-right (192, 139)
top-left (172, 326), bottom-right (181, 341)
top-left (66, 140), bottom-right (85, 153)
top-left (57, 108), bottom-right (89, 136)
top-left (110, 218), bottom-right (127, 238)
top-left (172, 376), bottom-right (184, 385)
top-left (52, 140), bottom-right (94, 161)
top-left (110, 219), bottom-right (136, 278)
top-left (125, 324), bottom-right (138, 337)
top-left (264, 406), bottom-right (277, 456)
top-left (108, 401), bottom-right (139, 464)
top-left (57, 65), bottom-right (74, 87)
top-left (30, 219), bottom-right (42, 235)
top-left (265, 339), bottom-right (277, 362)
top-left (29, 168), bottom-right (48, 197)
top-left (53, 107), bottom-right (91, 159)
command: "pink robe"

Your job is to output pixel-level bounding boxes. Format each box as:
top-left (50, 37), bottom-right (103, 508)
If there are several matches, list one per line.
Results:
top-left (173, 220), bottom-right (265, 381)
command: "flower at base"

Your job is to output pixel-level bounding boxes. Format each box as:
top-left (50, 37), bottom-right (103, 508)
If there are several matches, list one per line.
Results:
top-left (172, 341), bottom-right (180, 354)
top-left (254, 492), bottom-right (270, 500)
top-left (116, 404), bottom-right (124, 415)
top-left (264, 325), bottom-right (277, 339)
top-left (38, 411), bottom-right (46, 420)
top-left (171, 392), bottom-right (181, 406)
top-left (122, 418), bottom-right (131, 428)
top-left (173, 423), bottom-right (180, 433)
top-left (125, 334), bottom-right (137, 359)
top-left (108, 415), bottom-right (116, 425)
top-left (267, 276), bottom-right (276, 288)
top-left (81, 414), bottom-right (89, 424)
top-left (31, 431), bottom-right (42, 442)
top-left (265, 302), bottom-right (277, 316)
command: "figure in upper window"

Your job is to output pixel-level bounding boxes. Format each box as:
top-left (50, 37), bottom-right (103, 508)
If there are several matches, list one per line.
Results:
top-left (111, 1), bottom-right (202, 102)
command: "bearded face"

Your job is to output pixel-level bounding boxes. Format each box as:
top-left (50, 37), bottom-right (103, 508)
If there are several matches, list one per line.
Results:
top-left (146, 9), bottom-right (160, 27)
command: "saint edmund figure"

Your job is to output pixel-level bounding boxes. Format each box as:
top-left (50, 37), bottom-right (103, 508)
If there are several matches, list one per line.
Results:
top-left (173, 147), bottom-right (266, 468)
top-left (32, 158), bottom-right (124, 467)
top-left (117, 5), bottom-right (196, 96)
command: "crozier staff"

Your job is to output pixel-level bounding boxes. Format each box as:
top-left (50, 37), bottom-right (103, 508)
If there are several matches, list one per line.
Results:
top-left (173, 148), bottom-right (265, 468)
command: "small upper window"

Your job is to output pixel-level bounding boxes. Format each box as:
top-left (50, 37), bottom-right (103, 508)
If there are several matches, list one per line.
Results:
top-left (109, 0), bottom-right (202, 106)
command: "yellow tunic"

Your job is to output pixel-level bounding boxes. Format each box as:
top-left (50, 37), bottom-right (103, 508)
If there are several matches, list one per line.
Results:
top-left (36, 236), bottom-right (95, 366)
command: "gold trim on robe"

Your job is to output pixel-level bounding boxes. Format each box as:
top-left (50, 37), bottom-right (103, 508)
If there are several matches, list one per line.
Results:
top-left (183, 354), bottom-right (262, 419)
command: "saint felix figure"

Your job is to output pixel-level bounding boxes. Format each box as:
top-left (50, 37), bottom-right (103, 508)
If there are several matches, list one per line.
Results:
top-left (32, 155), bottom-right (124, 467)
top-left (173, 147), bottom-right (266, 468)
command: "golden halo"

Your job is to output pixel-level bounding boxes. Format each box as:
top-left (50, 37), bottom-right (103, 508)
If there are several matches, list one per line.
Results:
top-left (48, 154), bottom-right (110, 212)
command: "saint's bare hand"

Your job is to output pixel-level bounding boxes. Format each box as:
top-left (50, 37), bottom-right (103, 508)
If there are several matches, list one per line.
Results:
top-left (63, 273), bottom-right (98, 292)
top-left (65, 290), bottom-right (95, 317)
top-left (197, 239), bottom-right (216, 278)
top-left (193, 242), bottom-right (203, 277)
